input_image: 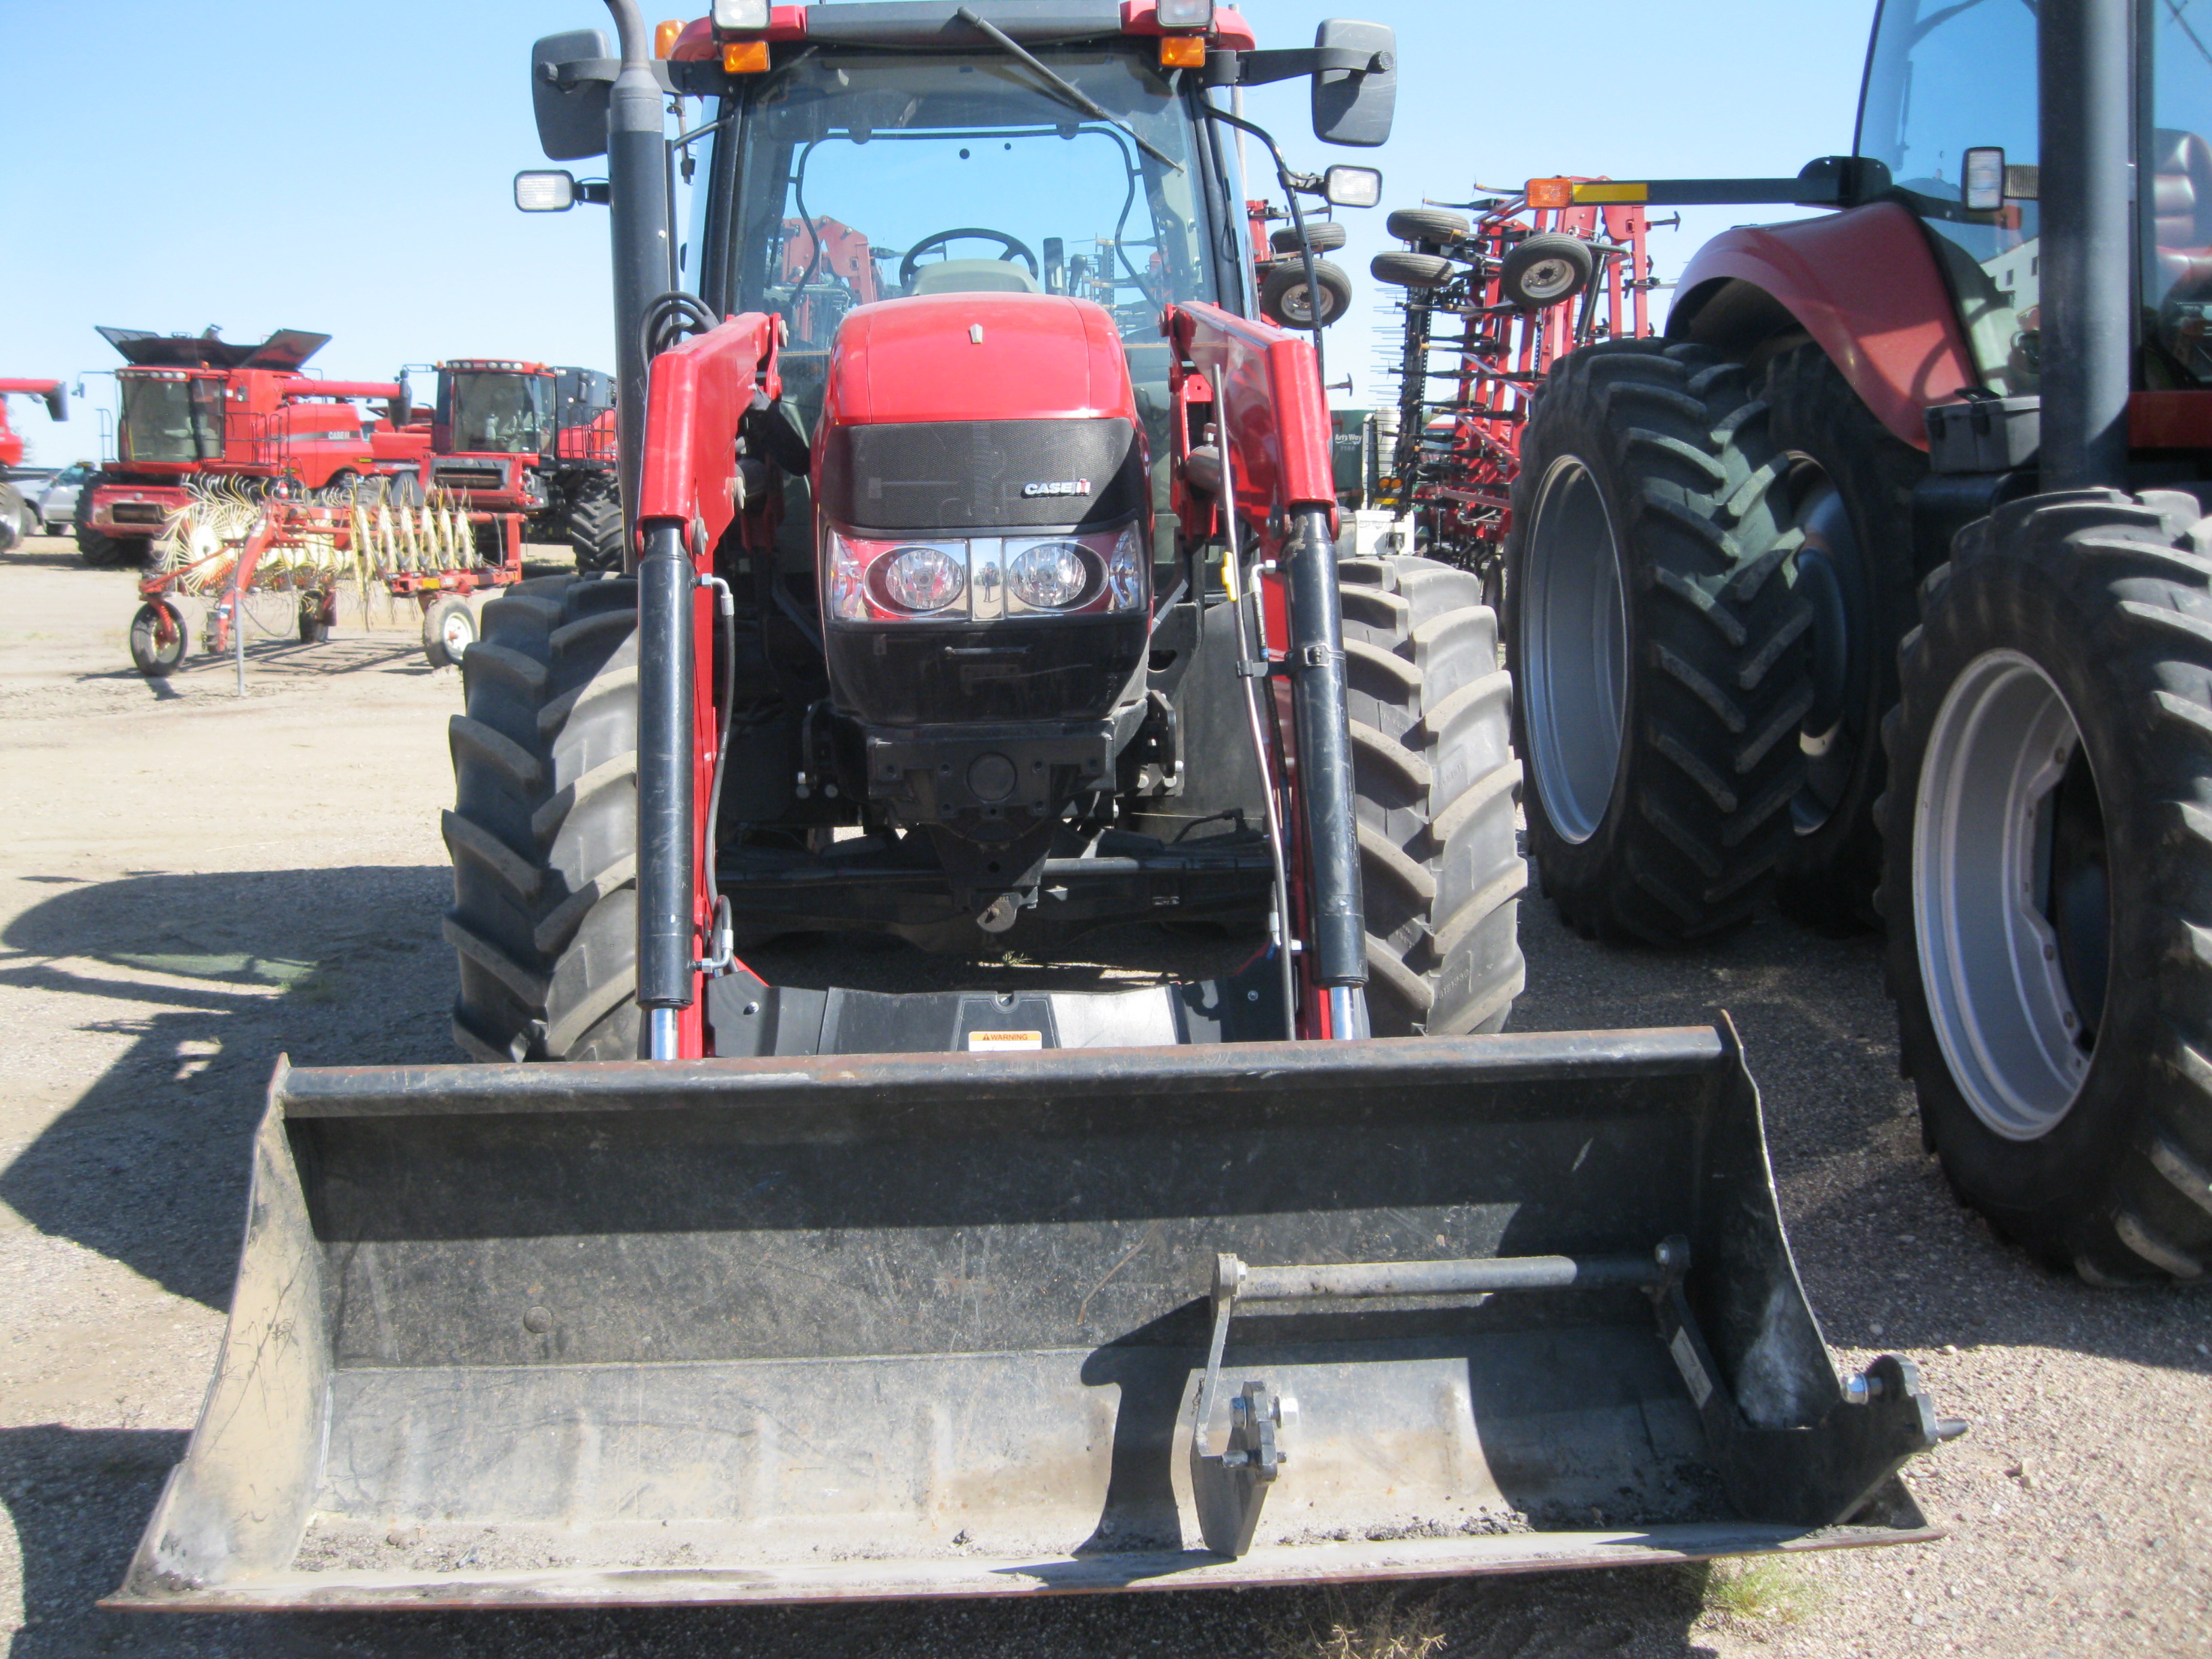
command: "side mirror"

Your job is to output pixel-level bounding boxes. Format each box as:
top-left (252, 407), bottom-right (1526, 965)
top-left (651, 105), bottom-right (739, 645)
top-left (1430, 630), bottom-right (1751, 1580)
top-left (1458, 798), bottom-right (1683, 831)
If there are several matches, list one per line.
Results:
top-left (1963, 146), bottom-right (2005, 212)
top-left (516, 171), bottom-right (578, 212)
top-left (532, 28), bottom-right (613, 161)
top-left (1322, 165), bottom-right (1382, 209)
top-left (1311, 20), bottom-right (1395, 148)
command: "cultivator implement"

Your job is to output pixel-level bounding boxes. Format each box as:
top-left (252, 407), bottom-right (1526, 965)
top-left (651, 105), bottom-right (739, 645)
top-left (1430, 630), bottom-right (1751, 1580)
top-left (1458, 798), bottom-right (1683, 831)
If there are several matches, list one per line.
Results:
top-left (110, 1023), bottom-right (1950, 1610)
top-left (1368, 182), bottom-right (1655, 581)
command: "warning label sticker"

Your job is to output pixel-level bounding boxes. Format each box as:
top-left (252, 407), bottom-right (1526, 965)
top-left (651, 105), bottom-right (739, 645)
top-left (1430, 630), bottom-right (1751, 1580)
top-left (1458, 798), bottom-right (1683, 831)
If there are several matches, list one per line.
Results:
top-left (966, 1030), bottom-right (1045, 1052)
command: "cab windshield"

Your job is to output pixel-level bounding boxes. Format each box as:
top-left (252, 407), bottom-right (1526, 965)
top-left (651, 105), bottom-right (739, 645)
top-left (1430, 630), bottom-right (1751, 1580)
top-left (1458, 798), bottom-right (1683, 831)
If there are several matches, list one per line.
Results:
top-left (450, 372), bottom-right (553, 454)
top-left (705, 44), bottom-right (1221, 438)
top-left (119, 375), bottom-right (224, 464)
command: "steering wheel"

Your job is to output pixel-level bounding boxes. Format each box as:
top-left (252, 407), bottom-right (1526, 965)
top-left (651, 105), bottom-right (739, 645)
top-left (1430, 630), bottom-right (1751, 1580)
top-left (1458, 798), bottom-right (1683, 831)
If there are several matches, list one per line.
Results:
top-left (899, 228), bottom-right (1040, 290)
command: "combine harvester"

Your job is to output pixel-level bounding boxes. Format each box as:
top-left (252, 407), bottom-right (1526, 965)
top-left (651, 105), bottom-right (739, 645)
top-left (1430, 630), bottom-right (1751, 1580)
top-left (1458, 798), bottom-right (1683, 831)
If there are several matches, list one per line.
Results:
top-left (74, 327), bottom-right (428, 569)
top-left (422, 357), bottom-right (625, 573)
top-left (111, 0), bottom-right (1955, 1614)
top-left (0, 379), bottom-right (68, 552)
top-left (1502, 0), bottom-right (2212, 1284)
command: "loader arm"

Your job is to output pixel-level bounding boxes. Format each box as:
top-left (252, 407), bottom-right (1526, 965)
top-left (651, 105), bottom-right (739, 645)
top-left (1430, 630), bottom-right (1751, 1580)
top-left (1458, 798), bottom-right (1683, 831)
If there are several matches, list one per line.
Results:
top-left (1165, 302), bottom-right (1366, 1036)
top-left (633, 311), bottom-right (783, 1059)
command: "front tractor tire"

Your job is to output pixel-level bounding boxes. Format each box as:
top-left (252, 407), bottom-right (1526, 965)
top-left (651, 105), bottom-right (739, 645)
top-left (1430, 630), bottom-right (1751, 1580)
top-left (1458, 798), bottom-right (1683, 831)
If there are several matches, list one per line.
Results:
top-left (1504, 339), bottom-right (1812, 945)
top-left (565, 472), bottom-right (625, 575)
top-left (1338, 554), bottom-right (1526, 1036)
top-left (75, 482), bottom-right (139, 569)
top-left (444, 575), bottom-right (643, 1064)
top-left (1880, 490), bottom-right (2212, 1285)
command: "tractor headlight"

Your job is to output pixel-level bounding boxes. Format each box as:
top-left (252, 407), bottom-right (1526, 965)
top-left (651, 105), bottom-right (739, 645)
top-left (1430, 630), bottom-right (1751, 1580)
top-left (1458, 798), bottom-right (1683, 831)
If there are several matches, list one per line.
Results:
top-left (1106, 525), bottom-right (1145, 611)
top-left (878, 544), bottom-right (967, 613)
top-left (1007, 540), bottom-right (1092, 609)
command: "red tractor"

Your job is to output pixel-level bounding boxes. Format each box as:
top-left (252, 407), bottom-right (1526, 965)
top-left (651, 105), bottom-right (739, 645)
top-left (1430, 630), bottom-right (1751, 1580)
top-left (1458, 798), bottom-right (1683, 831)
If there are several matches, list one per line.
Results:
top-left (0, 379), bottom-right (68, 552)
top-left (116, 0), bottom-right (1956, 1614)
top-left (419, 358), bottom-right (623, 571)
top-left (74, 327), bottom-right (428, 569)
top-left (1505, 0), bottom-right (2212, 1286)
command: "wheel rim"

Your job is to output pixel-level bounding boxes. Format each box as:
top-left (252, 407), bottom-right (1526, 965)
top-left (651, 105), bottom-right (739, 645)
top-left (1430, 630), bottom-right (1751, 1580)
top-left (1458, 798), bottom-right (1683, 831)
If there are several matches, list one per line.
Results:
top-left (1523, 455), bottom-right (1628, 843)
top-left (1913, 649), bottom-right (2106, 1139)
top-left (1516, 257), bottom-right (1580, 304)
top-left (1783, 459), bottom-right (1868, 838)
top-left (441, 609), bottom-right (474, 658)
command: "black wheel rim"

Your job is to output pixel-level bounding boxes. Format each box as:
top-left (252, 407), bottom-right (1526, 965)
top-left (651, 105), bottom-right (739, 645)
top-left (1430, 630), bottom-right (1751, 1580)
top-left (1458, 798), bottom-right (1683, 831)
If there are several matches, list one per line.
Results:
top-left (1783, 458), bottom-right (1870, 840)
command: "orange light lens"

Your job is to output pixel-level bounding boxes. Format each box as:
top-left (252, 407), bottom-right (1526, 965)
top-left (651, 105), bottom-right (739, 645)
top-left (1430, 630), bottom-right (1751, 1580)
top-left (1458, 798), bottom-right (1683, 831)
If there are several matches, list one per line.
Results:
top-left (1525, 178), bottom-right (1573, 209)
top-left (653, 18), bottom-right (681, 57)
top-left (1159, 36), bottom-right (1206, 68)
top-left (723, 39), bottom-right (771, 73)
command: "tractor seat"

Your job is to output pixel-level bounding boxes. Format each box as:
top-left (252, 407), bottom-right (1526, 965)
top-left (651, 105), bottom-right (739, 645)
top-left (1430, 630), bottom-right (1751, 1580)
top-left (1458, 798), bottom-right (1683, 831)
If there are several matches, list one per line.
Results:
top-left (2152, 127), bottom-right (2212, 300)
top-left (909, 259), bottom-right (1043, 297)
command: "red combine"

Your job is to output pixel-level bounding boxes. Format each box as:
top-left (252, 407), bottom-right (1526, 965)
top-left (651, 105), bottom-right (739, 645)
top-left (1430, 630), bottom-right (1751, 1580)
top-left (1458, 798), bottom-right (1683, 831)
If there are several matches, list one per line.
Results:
top-left (421, 359), bottom-right (623, 571)
top-left (0, 379), bottom-right (68, 552)
top-left (114, 0), bottom-right (1956, 1616)
top-left (74, 327), bottom-right (428, 569)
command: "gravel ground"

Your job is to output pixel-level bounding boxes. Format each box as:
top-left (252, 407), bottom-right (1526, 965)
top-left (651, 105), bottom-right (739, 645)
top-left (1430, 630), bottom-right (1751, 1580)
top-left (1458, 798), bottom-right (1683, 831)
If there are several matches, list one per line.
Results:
top-left (0, 545), bottom-right (2206, 1658)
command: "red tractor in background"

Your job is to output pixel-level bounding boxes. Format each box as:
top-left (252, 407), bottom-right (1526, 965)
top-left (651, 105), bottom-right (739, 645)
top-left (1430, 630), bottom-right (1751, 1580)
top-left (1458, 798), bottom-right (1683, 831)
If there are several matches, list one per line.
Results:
top-left (73, 327), bottom-right (429, 569)
top-left (1505, 0), bottom-right (2212, 1287)
top-left (114, 0), bottom-right (1957, 1616)
top-left (420, 358), bottom-right (624, 571)
top-left (0, 379), bottom-right (68, 552)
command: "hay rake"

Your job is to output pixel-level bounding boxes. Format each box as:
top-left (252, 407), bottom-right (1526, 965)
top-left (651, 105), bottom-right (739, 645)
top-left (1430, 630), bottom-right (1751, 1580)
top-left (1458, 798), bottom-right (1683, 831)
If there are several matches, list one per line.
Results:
top-left (128, 476), bottom-right (527, 682)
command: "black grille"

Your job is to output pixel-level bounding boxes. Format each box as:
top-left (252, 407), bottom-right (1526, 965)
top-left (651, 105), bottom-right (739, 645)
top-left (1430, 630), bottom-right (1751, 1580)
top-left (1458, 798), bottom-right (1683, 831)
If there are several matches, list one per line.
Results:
top-left (110, 502), bottom-right (165, 525)
top-left (433, 464), bottom-right (506, 490)
top-left (819, 417), bottom-right (1144, 533)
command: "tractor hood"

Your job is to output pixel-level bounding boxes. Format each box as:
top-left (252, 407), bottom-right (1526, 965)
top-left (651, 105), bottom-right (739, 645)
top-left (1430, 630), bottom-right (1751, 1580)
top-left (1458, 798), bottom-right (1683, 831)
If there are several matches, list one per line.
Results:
top-left (815, 293), bottom-right (1147, 536)
top-left (820, 292), bottom-right (1137, 427)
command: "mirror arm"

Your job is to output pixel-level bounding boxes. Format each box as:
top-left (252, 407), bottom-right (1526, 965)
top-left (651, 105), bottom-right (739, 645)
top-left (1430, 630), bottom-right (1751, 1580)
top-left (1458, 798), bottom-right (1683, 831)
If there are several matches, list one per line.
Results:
top-left (1204, 46), bottom-right (1390, 88)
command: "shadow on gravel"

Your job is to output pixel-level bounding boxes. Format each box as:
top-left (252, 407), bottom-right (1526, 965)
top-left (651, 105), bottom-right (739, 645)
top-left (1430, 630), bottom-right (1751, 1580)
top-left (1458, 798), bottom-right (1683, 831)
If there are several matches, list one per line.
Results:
top-left (0, 865), bottom-right (452, 1309)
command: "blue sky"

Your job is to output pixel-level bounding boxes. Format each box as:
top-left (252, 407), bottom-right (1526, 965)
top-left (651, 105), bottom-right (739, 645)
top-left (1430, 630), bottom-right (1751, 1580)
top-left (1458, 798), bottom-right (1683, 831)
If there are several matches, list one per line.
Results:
top-left (0, 0), bottom-right (1875, 464)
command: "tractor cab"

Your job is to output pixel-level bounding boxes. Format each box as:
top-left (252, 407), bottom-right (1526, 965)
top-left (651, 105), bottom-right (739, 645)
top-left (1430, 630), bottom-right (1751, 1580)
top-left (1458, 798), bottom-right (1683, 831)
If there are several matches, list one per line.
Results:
top-left (1853, 0), bottom-right (2212, 404)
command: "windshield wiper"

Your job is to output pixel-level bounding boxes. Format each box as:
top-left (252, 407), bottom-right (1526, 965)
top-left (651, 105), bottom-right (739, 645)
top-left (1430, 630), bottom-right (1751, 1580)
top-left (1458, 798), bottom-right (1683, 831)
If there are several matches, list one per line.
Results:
top-left (953, 6), bottom-right (1182, 172)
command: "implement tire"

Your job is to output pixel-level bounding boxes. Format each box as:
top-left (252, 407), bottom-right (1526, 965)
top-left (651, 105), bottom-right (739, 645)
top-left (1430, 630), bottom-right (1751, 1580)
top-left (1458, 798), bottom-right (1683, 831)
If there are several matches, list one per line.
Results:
top-left (444, 574), bottom-right (643, 1063)
top-left (0, 484), bottom-right (23, 554)
top-left (1338, 553), bottom-right (1525, 1036)
top-left (1763, 344), bottom-right (1927, 931)
top-left (565, 472), bottom-right (625, 575)
top-left (1504, 338), bottom-right (1811, 945)
top-left (1880, 489), bottom-right (2212, 1284)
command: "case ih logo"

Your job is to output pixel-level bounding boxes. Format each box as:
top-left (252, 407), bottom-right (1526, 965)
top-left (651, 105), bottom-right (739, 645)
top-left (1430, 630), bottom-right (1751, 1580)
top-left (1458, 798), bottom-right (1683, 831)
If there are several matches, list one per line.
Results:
top-left (1021, 479), bottom-right (1092, 498)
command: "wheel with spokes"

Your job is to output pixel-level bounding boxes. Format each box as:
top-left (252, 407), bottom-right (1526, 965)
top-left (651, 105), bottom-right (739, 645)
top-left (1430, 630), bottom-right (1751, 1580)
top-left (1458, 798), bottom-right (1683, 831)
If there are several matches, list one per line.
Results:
top-left (1881, 488), bottom-right (2212, 1283)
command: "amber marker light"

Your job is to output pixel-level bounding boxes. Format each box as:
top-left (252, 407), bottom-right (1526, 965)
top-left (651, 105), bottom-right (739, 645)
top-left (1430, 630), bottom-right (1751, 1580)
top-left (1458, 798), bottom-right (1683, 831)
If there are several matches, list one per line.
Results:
top-left (1525, 178), bottom-right (1573, 209)
top-left (723, 39), bottom-right (771, 73)
top-left (1159, 36), bottom-right (1206, 68)
top-left (653, 19), bottom-right (681, 56)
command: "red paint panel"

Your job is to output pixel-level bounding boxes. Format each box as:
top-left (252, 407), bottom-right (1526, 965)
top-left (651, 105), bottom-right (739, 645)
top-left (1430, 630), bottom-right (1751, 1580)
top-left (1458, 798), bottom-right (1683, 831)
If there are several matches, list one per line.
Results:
top-left (2129, 390), bottom-right (2212, 448)
top-left (1120, 1), bottom-right (1257, 49)
top-left (823, 293), bottom-right (1136, 427)
top-left (1166, 302), bottom-right (1337, 523)
top-left (675, 5), bottom-right (1255, 59)
top-left (1675, 202), bottom-right (1976, 450)
top-left (636, 312), bottom-right (781, 562)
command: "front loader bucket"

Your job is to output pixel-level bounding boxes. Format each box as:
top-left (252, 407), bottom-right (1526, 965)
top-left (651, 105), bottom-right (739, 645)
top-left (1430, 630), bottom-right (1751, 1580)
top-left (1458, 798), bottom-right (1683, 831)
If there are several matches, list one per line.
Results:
top-left (112, 1022), bottom-right (1947, 1612)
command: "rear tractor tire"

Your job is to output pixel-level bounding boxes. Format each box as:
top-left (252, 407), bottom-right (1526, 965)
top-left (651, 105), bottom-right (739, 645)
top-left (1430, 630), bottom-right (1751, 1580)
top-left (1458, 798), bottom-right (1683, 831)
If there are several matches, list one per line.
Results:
top-left (445, 575), bottom-right (643, 1063)
top-left (1503, 338), bottom-right (1812, 945)
top-left (1338, 554), bottom-right (1525, 1036)
top-left (565, 472), bottom-right (625, 575)
top-left (1763, 344), bottom-right (1927, 931)
top-left (1879, 489), bottom-right (2212, 1285)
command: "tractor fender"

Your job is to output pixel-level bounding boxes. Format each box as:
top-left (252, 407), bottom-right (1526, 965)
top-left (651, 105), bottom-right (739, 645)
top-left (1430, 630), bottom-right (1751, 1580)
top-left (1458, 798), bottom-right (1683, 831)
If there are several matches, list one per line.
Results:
top-left (1665, 201), bottom-right (1977, 451)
